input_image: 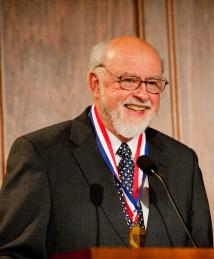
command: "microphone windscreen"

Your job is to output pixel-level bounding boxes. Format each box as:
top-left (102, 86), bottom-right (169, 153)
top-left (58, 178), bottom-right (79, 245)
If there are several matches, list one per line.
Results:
top-left (90, 183), bottom-right (104, 207)
top-left (137, 155), bottom-right (157, 175)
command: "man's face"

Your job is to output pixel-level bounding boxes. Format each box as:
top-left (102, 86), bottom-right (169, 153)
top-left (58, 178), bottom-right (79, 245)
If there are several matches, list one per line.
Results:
top-left (94, 44), bottom-right (162, 140)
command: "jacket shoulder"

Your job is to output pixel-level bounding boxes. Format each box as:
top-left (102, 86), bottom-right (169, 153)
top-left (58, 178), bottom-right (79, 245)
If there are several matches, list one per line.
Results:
top-left (22, 120), bottom-right (73, 147)
top-left (146, 127), bottom-right (194, 153)
top-left (17, 107), bottom-right (91, 148)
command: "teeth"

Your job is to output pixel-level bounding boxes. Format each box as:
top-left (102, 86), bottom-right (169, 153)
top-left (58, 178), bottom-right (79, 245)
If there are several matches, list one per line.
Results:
top-left (126, 104), bottom-right (146, 111)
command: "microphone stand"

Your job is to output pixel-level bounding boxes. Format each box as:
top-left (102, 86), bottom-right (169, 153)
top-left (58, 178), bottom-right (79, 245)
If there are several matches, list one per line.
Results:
top-left (151, 168), bottom-right (197, 248)
top-left (90, 183), bottom-right (104, 247)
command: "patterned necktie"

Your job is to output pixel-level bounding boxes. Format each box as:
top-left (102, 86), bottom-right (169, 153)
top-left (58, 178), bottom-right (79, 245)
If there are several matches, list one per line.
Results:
top-left (117, 143), bottom-right (135, 195)
top-left (115, 142), bottom-right (145, 228)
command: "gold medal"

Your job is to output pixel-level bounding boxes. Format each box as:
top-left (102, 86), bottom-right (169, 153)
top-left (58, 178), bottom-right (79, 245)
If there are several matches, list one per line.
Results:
top-left (128, 224), bottom-right (145, 248)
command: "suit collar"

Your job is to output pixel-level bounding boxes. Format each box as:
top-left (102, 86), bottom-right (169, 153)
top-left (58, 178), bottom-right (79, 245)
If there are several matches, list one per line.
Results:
top-left (69, 108), bottom-right (172, 246)
top-left (69, 107), bottom-right (129, 246)
top-left (146, 127), bottom-right (171, 175)
top-left (69, 107), bottom-right (169, 163)
top-left (69, 107), bottom-right (93, 145)
top-left (69, 109), bottom-right (170, 185)
top-left (145, 128), bottom-right (174, 245)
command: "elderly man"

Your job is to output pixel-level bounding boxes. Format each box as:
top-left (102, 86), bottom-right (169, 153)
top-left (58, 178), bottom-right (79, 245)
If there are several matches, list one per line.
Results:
top-left (0, 36), bottom-right (212, 258)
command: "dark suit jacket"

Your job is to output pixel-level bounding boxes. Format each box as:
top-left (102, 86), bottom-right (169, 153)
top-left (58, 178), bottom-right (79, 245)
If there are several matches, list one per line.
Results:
top-left (0, 107), bottom-right (213, 258)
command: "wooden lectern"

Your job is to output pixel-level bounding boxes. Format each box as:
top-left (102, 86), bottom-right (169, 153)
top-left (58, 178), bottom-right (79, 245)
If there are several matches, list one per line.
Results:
top-left (50, 247), bottom-right (214, 259)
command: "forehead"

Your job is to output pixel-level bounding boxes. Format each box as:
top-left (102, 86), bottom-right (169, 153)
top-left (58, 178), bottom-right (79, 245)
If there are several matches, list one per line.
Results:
top-left (105, 45), bottom-right (162, 76)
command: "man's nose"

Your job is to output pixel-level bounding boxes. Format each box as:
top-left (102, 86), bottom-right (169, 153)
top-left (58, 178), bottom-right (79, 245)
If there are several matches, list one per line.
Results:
top-left (132, 82), bottom-right (149, 99)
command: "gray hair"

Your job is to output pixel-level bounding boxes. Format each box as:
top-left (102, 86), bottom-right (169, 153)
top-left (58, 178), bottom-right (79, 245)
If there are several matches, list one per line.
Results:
top-left (88, 42), bottom-right (108, 71)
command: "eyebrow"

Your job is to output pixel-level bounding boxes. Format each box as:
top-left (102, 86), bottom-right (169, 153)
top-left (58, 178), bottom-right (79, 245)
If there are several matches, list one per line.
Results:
top-left (119, 72), bottom-right (139, 77)
top-left (119, 72), bottom-right (164, 80)
top-left (146, 75), bottom-right (165, 80)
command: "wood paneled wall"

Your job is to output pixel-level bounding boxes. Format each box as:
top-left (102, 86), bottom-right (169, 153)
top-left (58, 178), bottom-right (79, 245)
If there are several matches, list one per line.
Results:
top-left (0, 0), bottom-right (137, 183)
top-left (0, 0), bottom-right (214, 235)
top-left (174, 0), bottom-right (214, 227)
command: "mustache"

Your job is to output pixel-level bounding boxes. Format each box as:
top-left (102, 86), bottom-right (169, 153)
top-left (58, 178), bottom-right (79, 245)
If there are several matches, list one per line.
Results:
top-left (123, 99), bottom-right (152, 108)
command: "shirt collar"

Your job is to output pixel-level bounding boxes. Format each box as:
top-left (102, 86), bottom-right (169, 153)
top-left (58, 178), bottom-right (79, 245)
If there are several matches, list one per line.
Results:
top-left (106, 129), bottom-right (141, 159)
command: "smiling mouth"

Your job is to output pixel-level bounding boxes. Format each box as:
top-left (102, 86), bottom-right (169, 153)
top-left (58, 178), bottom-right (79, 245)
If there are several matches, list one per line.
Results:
top-left (125, 104), bottom-right (149, 111)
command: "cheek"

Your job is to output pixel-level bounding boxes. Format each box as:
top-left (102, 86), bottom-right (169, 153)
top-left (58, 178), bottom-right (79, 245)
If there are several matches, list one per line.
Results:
top-left (102, 85), bottom-right (127, 103)
top-left (149, 94), bottom-right (160, 109)
top-left (99, 79), bottom-right (133, 106)
top-left (105, 91), bottom-right (125, 108)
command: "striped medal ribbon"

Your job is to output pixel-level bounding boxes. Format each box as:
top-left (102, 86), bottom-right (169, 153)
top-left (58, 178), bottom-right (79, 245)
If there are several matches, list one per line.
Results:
top-left (89, 104), bottom-right (148, 223)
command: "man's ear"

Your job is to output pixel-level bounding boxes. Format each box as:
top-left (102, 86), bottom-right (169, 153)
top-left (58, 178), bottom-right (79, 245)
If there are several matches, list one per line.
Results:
top-left (87, 72), bottom-right (100, 98)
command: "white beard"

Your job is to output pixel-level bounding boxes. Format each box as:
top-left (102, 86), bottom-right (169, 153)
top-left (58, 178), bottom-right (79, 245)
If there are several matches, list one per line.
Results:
top-left (99, 87), bottom-right (157, 139)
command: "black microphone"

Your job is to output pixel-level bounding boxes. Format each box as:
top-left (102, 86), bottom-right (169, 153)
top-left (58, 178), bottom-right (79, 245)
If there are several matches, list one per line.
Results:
top-left (137, 155), bottom-right (197, 248)
top-left (90, 183), bottom-right (104, 247)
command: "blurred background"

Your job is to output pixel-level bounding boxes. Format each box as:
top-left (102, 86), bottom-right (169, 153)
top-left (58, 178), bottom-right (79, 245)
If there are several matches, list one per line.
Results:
top-left (0, 0), bottom-right (213, 235)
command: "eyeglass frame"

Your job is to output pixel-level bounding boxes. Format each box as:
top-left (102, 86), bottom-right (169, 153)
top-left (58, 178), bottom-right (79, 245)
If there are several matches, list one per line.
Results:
top-left (95, 64), bottom-right (169, 94)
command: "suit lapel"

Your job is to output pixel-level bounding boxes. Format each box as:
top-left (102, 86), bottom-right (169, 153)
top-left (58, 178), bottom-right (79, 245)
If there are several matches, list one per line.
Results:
top-left (144, 128), bottom-right (173, 246)
top-left (68, 110), bottom-right (173, 246)
top-left (69, 110), bottom-right (129, 246)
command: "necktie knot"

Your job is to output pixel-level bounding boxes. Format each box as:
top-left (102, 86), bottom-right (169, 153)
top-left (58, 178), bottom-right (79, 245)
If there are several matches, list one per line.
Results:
top-left (117, 142), bottom-right (132, 159)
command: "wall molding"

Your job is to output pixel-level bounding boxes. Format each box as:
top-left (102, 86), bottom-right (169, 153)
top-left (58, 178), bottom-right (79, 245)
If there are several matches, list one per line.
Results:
top-left (166, 0), bottom-right (180, 140)
top-left (0, 2), bottom-right (5, 184)
top-left (135, 0), bottom-right (145, 39)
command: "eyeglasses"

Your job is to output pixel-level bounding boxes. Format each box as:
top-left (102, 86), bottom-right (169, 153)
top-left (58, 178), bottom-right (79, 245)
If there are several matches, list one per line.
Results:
top-left (96, 65), bottom-right (169, 94)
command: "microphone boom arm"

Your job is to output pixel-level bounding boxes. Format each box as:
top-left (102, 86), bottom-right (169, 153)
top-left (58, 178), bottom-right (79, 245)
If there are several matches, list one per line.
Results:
top-left (151, 169), bottom-right (197, 248)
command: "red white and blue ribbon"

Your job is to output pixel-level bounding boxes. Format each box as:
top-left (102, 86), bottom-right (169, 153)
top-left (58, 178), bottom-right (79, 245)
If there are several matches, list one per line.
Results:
top-left (89, 104), bottom-right (149, 223)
